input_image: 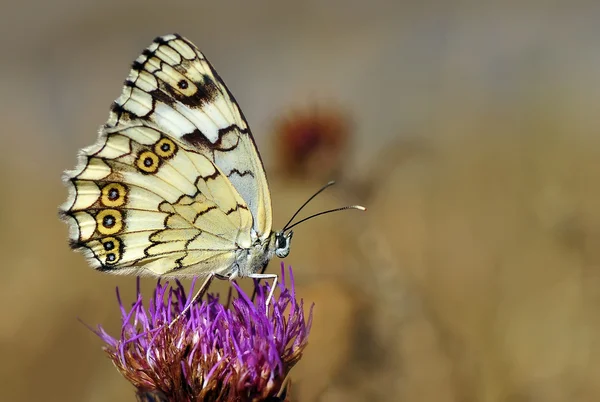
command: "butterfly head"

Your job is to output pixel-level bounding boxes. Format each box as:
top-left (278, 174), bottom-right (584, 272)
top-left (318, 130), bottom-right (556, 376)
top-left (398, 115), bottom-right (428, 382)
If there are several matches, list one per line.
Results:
top-left (274, 230), bottom-right (293, 258)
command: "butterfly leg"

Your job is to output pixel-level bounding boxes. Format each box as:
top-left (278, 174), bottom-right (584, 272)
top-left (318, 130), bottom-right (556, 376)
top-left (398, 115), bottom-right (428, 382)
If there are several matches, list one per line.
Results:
top-left (168, 272), bottom-right (226, 328)
top-left (248, 273), bottom-right (278, 309)
top-left (250, 263), bottom-right (270, 302)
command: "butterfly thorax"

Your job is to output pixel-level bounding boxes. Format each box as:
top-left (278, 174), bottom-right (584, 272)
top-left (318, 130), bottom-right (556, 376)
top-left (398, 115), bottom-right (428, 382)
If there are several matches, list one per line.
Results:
top-left (232, 230), bottom-right (292, 278)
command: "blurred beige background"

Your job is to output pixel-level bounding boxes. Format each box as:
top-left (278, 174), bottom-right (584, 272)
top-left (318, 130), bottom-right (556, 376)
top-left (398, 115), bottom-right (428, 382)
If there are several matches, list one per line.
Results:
top-left (3, 1), bottom-right (600, 401)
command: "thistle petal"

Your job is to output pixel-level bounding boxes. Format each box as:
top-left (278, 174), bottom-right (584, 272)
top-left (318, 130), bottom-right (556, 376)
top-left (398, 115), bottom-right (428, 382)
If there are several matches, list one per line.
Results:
top-left (92, 263), bottom-right (312, 401)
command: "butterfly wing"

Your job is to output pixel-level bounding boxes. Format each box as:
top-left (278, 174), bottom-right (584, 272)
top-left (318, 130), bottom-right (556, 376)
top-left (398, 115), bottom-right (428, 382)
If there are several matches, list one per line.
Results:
top-left (105, 34), bottom-right (272, 239)
top-left (61, 34), bottom-right (274, 277)
top-left (61, 124), bottom-right (254, 276)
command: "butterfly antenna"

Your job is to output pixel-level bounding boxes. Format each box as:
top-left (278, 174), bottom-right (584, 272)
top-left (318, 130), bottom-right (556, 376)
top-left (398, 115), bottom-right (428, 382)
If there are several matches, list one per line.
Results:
top-left (284, 205), bottom-right (366, 232)
top-left (282, 180), bottom-right (337, 231)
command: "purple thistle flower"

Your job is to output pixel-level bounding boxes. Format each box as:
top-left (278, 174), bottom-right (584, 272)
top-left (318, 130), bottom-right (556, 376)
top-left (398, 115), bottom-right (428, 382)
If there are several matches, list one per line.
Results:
top-left (91, 264), bottom-right (313, 402)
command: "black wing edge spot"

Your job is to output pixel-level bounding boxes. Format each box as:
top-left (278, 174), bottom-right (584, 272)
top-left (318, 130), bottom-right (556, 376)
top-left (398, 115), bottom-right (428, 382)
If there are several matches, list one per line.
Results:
top-left (154, 33), bottom-right (183, 45)
top-left (58, 210), bottom-right (71, 221)
top-left (68, 238), bottom-right (83, 250)
top-left (97, 263), bottom-right (118, 272)
top-left (110, 99), bottom-right (154, 121)
top-left (142, 48), bottom-right (155, 58)
top-left (130, 33), bottom-right (183, 71)
top-left (131, 60), bottom-right (144, 71)
top-left (154, 36), bottom-right (169, 45)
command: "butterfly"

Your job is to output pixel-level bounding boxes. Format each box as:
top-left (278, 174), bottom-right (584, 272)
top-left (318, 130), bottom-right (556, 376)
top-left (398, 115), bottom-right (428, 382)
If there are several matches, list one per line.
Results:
top-left (60, 33), bottom-right (364, 304)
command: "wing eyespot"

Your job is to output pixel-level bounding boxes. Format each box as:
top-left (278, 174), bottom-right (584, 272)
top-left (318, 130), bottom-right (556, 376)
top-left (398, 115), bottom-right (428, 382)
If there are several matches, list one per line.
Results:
top-left (96, 209), bottom-right (124, 235)
top-left (102, 238), bottom-right (116, 251)
top-left (136, 151), bottom-right (161, 174)
top-left (101, 183), bottom-right (128, 207)
top-left (154, 137), bottom-right (178, 159)
top-left (100, 236), bottom-right (122, 265)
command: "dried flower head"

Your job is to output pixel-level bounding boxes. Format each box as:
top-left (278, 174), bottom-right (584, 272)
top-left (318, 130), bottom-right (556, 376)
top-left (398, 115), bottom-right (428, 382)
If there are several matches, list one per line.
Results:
top-left (273, 106), bottom-right (350, 179)
top-left (91, 264), bottom-right (312, 401)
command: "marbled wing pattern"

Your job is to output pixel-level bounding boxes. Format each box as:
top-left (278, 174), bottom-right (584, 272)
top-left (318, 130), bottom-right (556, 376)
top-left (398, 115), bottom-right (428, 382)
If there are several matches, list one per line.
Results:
top-left (61, 34), bottom-right (273, 277)
top-left (106, 34), bottom-right (272, 238)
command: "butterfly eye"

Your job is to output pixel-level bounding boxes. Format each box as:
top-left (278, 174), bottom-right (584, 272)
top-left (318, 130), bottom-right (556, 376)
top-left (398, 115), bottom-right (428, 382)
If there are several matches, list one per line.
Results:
top-left (275, 232), bottom-right (292, 258)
